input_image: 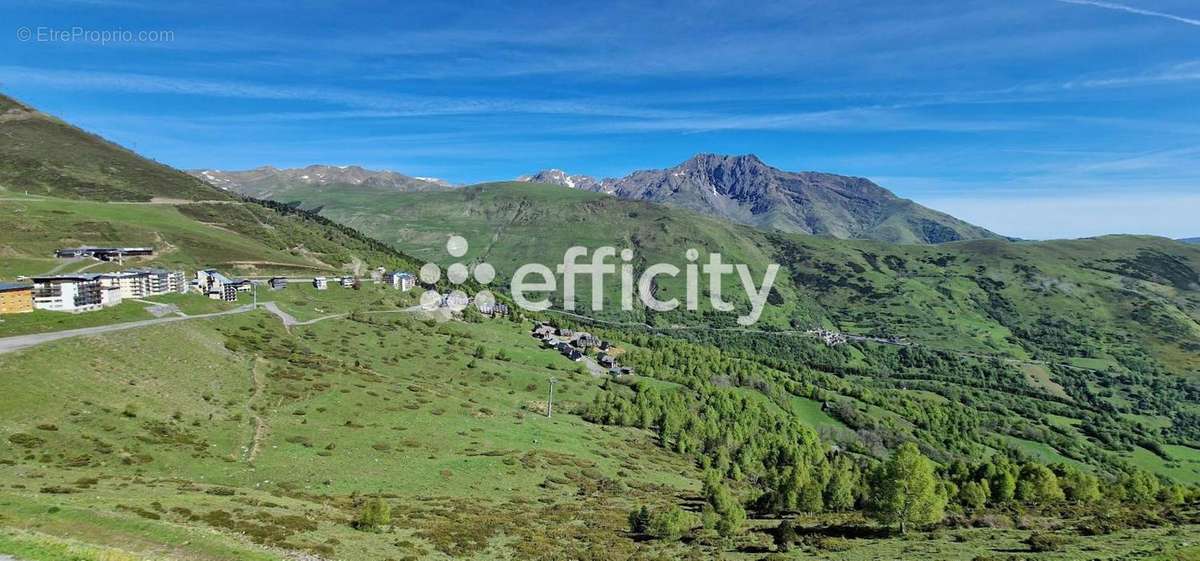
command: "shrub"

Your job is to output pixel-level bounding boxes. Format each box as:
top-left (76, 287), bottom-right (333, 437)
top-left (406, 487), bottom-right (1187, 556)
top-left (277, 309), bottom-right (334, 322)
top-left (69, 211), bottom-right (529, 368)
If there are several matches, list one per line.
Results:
top-left (1026, 532), bottom-right (1073, 552)
top-left (628, 505), bottom-right (651, 534)
top-left (8, 433), bottom-right (44, 448)
top-left (647, 506), bottom-right (695, 541)
top-left (353, 497), bottom-right (391, 532)
top-left (813, 537), bottom-right (853, 552)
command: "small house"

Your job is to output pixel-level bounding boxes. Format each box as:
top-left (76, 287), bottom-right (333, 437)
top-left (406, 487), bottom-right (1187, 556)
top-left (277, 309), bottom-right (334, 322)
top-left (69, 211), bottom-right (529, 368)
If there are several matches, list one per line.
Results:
top-left (340, 276), bottom-right (355, 288)
top-left (268, 277), bottom-right (288, 290)
top-left (598, 354), bottom-right (616, 368)
top-left (313, 276), bottom-right (328, 290)
top-left (573, 333), bottom-right (599, 348)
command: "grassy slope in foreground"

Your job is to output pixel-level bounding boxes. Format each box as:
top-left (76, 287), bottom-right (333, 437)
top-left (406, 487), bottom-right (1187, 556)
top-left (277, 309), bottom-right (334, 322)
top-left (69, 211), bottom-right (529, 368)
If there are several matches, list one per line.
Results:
top-left (0, 286), bottom-right (1198, 560)
top-left (0, 288), bottom-right (699, 561)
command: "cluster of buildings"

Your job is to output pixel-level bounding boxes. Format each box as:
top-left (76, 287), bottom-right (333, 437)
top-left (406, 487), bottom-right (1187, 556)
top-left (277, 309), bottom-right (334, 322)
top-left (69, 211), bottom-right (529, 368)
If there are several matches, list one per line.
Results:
top-left (531, 322), bottom-right (632, 376)
top-left (54, 246), bottom-right (155, 262)
top-left (196, 269), bottom-right (252, 302)
top-left (809, 328), bottom-right (849, 347)
top-left (0, 268), bottom-right (190, 314)
top-left (2, 249), bottom-right (500, 320)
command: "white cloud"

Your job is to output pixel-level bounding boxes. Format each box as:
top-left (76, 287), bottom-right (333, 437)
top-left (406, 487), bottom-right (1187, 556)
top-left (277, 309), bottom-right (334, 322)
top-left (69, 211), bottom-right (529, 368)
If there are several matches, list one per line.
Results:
top-left (1055, 0), bottom-right (1200, 28)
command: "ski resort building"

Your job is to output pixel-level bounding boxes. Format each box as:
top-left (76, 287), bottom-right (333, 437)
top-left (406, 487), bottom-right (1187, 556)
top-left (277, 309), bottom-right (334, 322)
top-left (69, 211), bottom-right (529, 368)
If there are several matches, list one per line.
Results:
top-left (31, 275), bottom-right (104, 312)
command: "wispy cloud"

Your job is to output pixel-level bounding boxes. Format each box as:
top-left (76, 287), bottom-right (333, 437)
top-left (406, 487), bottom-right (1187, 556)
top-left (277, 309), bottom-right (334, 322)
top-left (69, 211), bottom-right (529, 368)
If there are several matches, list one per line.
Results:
top-left (1054, 0), bottom-right (1200, 27)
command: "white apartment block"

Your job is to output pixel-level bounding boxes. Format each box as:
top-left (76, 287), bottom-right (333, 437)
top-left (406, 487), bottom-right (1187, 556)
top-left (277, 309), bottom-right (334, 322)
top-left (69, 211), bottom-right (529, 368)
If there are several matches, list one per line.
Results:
top-left (31, 275), bottom-right (104, 312)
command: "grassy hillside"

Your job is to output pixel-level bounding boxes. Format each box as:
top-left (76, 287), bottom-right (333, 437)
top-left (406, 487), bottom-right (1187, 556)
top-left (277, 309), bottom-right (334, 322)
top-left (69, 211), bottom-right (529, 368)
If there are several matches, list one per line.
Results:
top-left (1, 286), bottom-right (1197, 561)
top-left (0, 196), bottom-right (420, 278)
top-left (0, 92), bottom-right (423, 279)
top-left (0, 289), bottom-right (702, 560)
top-left (0, 94), bottom-right (226, 202)
top-left (242, 180), bottom-right (1200, 376)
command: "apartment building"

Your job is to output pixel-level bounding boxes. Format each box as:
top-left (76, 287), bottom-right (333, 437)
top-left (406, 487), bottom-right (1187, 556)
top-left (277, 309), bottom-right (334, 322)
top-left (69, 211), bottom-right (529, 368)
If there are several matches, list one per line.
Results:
top-left (195, 269), bottom-right (239, 302)
top-left (31, 275), bottom-right (104, 312)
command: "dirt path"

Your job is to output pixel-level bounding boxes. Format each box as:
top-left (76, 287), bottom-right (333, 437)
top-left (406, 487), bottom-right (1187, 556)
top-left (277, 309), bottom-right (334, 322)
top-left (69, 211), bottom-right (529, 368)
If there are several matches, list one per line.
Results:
top-left (261, 301), bottom-right (345, 331)
top-left (243, 357), bottom-right (269, 463)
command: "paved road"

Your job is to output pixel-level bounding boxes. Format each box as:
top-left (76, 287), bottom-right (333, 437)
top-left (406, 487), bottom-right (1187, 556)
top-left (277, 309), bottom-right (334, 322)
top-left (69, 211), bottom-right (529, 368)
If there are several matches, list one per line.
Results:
top-left (0, 305), bottom-right (256, 355)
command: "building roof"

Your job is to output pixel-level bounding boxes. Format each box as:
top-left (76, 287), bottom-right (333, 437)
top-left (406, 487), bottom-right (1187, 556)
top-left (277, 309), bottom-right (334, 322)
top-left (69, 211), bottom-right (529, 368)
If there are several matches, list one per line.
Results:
top-left (0, 282), bottom-right (32, 292)
top-left (31, 274), bottom-right (102, 282)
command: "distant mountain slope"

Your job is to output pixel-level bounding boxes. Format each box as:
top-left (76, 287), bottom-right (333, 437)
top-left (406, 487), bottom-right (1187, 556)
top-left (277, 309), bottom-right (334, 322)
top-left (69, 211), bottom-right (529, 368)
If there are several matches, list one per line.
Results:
top-left (0, 92), bottom-right (420, 277)
top-left (254, 179), bottom-right (1200, 376)
top-left (0, 93), bottom-right (229, 202)
top-left (1181, 237), bottom-right (1200, 244)
top-left (519, 154), bottom-right (1001, 244)
top-left (191, 165), bottom-right (453, 199)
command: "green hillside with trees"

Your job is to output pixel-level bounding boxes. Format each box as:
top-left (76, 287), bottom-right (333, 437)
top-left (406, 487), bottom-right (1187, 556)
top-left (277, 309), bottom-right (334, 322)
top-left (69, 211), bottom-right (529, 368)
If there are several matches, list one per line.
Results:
top-left (0, 92), bottom-right (1197, 561)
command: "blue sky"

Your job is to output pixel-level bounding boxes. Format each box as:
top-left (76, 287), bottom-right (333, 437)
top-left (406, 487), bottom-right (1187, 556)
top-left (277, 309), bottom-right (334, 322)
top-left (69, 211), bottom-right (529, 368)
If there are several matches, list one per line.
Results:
top-left (2, 0), bottom-right (1198, 239)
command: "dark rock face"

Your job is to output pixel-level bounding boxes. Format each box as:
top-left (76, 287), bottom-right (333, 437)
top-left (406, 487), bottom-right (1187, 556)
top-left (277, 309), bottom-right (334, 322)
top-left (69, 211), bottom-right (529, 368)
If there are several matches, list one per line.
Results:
top-left (520, 154), bottom-right (1000, 244)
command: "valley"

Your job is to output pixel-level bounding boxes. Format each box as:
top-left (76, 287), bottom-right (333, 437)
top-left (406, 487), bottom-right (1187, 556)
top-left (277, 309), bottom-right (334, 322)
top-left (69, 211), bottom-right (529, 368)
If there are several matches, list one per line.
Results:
top-left (0, 92), bottom-right (1198, 561)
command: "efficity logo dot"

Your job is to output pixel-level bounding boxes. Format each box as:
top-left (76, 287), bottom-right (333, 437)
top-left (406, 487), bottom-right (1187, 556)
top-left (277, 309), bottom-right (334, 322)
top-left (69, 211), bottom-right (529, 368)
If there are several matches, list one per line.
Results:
top-left (418, 235), bottom-right (496, 312)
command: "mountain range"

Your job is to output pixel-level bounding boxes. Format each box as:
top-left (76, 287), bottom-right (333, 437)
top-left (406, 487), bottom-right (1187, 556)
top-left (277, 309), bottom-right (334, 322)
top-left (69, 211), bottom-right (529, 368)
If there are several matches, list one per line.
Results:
top-left (519, 154), bottom-right (1002, 244)
top-left (190, 165), bottom-right (453, 199)
top-left (2, 90), bottom-right (1200, 561)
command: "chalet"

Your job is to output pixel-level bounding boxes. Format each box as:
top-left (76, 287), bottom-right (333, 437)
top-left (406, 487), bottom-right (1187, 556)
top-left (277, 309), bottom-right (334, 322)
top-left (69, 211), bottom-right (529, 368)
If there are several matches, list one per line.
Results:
top-left (54, 246), bottom-right (154, 261)
top-left (556, 327), bottom-right (575, 338)
top-left (563, 348), bottom-right (584, 361)
top-left (313, 276), bottom-right (328, 290)
top-left (532, 324), bottom-right (556, 338)
top-left (0, 283), bottom-right (33, 314)
top-left (340, 276), bottom-right (355, 288)
top-left (597, 340), bottom-right (612, 351)
top-left (598, 354), bottom-right (616, 368)
top-left (31, 275), bottom-right (104, 312)
top-left (573, 333), bottom-right (599, 348)
top-left (619, 366), bottom-right (635, 376)
top-left (268, 277), bottom-right (288, 290)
